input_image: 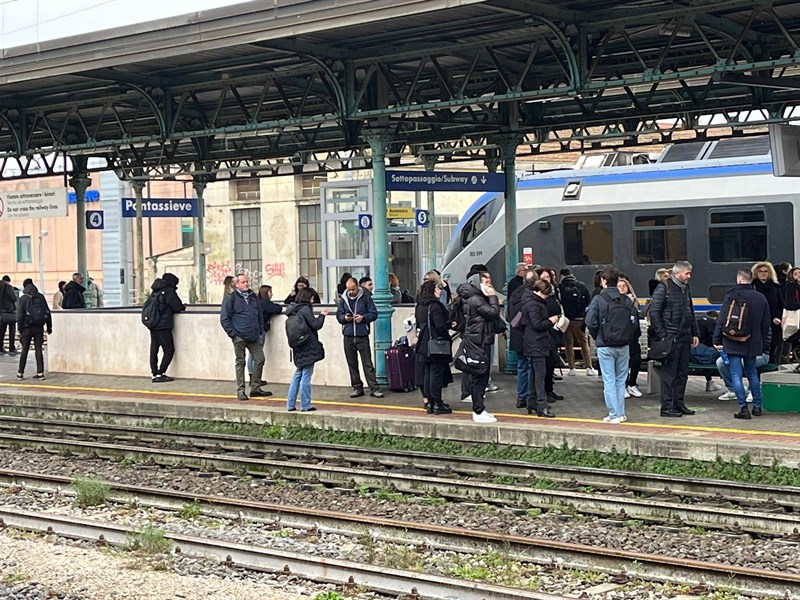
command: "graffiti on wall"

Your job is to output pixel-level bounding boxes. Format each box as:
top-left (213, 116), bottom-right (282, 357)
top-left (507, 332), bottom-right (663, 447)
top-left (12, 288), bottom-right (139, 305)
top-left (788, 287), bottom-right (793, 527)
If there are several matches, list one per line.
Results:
top-left (206, 261), bottom-right (287, 286)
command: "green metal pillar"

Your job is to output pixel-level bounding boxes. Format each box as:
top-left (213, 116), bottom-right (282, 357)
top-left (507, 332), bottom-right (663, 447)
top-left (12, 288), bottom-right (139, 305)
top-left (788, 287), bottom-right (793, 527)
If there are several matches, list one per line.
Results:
top-left (130, 180), bottom-right (146, 304)
top-left (193, 177), bottom-right (208, 304)
top-left (421, 154), bottom-right (438, 270)
top-left (364, 128), bottom-right (394, 385)
top-left (497, 135), bottom-right (521, 374)
top-left (69, 172), bottom-right (91, 281)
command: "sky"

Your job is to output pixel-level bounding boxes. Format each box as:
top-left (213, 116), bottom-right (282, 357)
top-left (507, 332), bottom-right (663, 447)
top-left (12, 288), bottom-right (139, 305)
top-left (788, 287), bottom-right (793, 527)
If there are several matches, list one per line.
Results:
top-left (0, 0), bottom-right (254, 49)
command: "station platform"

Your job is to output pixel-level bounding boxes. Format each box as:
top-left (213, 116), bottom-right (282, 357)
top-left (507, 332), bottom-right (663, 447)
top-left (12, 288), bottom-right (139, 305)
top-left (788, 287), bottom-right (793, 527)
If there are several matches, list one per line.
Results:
top-left (1, 352), bottom-right (799, 468)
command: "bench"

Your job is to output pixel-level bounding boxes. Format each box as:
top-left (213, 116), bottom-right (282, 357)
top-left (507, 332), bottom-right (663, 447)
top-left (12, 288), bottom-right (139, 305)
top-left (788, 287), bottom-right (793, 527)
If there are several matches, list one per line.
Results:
top-left (646, 360), bottom-right (780, 395)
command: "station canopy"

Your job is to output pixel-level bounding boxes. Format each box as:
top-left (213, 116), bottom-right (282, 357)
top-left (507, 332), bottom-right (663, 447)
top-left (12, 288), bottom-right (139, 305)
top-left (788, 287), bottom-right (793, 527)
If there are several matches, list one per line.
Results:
top-left (1, 0), bottom-right (799, 180)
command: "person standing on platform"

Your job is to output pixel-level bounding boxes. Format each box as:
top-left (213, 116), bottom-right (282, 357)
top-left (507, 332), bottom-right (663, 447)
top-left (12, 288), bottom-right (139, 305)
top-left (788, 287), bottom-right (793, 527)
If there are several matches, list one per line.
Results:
top-left (752, 261), bottom-right (783, 365)
top-left (414, 280), bottom-right (452, 415)
top-left (782, 267), bottom-right (800, 364)
top-left (336, 277), bottom-right (383, 399)
top-left (649, 261), bottom-right (700, 418)
top-left (62, 273), bottom-right (87, 309)
top-left (520, 278), bottom-right (557, 418)
top-left (507, 263), bottom-right (528, 299)
top-left (509, 269), bottom-right (537, 408)
top-left (617, 276), bottom-right (643, 398)
top-left (359, 276), bottom-right (374, 295)
top-left (558, 267), bottom-right (596, 377)
top-left (52, 281), bottom-right (66, 310)
top-left (713, 269), bottom-right (770, 419)
top-left (0, 275), bottom-right (18, 355)
top-left (456, 270), bottom-right (501, 423)
top-left (147, 273), bottom-right (186, 383)
top-left (15, 282), bottom-right (51, 381)
top-left (284, 276), bottom-right (320, 304)
top-left (248, 284), bottom-right (282, 386)
top-left (587, 270), bottom-right (637, 423)
top-left (83, 275), bottom-right (104, 308)
top-left (285, 288), bottom-right (328, 412)
top-left (220, 274), bottom-right (270, 401)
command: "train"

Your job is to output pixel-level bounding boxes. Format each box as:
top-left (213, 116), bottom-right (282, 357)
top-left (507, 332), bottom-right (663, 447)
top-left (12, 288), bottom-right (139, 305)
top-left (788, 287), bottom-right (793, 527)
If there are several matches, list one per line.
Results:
top-left (440, 136), bottom-right (800, 308)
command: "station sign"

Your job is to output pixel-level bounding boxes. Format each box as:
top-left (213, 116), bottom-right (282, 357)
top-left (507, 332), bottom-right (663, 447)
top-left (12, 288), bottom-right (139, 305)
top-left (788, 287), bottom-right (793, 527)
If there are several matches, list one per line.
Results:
top-left (358, 213), bottom-right (373, 230)
top-left (0, 187), bottom-right (68, 220)
top-left (121, 197), bottom-right (198, 218)
top-left (386, 170), bottom-right (506, 192)
top-left (415, 209), bottom-right (430, 228)
top-left (523, 247), bottom-right (533, 265)
top-left (386, 206), bottom-right (416, 219)
top-left (86, 210), bottom-right (104, 230)
top-left (68, 190), bottom-right (100, 203)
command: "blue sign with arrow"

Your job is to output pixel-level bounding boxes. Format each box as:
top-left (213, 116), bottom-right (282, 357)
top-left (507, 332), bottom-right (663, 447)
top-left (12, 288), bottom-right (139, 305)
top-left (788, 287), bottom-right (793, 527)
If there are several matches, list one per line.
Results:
top-left (386, 170), bottom-right (506, 192)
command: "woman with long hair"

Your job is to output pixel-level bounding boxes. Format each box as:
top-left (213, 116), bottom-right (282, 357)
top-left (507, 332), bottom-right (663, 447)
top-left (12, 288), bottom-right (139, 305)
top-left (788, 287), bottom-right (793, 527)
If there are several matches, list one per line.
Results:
top-left (414, 280), bottom-right (453, 415)
top-left (534, 267), bottom-right (564, 402)
top-left (285, 276), bottom-right (321, 304)
top-left (782, 267), bottom-right (800, 365)
top-left (520, 279), bottom-right (558, 417)
top-left (617, 277), bottom-right (643, 397)
top-left (285, 287), bottom-right (328, 411)
top-left (222, 275), bottom-right (235, 300)
top-left (752, 261), bottom-right (783, 364)
top-left (336, 272), bottom-right (353, 297)
top-left (389, 273), bottom-right (402, 304)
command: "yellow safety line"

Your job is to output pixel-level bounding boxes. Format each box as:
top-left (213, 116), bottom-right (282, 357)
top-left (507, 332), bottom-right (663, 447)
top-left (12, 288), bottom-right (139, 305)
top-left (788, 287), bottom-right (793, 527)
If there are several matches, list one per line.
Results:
top-left (1, 382), bottom-right (799, 439)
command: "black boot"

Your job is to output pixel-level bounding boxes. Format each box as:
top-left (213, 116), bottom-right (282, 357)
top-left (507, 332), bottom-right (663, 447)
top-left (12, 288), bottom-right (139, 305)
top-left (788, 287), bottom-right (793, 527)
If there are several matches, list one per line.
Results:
top-left (424, 401), bottom-right (434, 414)
top-left (433, 402), bottom-right (452, 415)
top-left (734, 406), bottom-right (751, 419)
top-left (515, 398), bottom-right (527, 408)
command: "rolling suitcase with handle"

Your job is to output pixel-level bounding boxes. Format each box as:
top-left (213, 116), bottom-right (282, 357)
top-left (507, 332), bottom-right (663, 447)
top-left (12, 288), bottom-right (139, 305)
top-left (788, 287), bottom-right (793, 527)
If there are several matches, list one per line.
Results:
top-left (385, 342), bottom-right (416, 392)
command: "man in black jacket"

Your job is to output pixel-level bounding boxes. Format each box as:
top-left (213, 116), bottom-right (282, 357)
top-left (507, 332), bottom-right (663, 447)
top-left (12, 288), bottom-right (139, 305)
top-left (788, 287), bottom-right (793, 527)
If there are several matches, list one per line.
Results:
top-left (147, 273), bottom-right (187, 383)
top-left (508, 269), bottom-right (537, 408)
top-left (456, 271), bottom-right (501, 423)
top-left (0, 275), bottom-right (18, 354)
top-left (336, 277), bottom-right (383, 399)
top-left (220, 274), bottom-right (269, 400)
top-left (61, 273), bottom-right (87, 309)
top-left (558, 268), bottom-right (596, 376)
top-left (15, 282), bottom-right (51, 380)
top-left (713, 269), bottom-right (771, 419)
top-left (649, 261), bottom-right (700, 417)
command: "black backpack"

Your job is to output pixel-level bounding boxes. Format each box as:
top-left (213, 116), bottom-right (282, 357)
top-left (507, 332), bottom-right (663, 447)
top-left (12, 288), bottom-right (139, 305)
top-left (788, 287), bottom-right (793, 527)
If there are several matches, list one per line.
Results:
top-left (141, 292), bottom-right (165, 330)
top-left (559, 279), bottom-right (587, 319)
top-left (285, 312), bottom-right (312, 348)
top-left (26, 294), bottom-right (49, 327)
top-left (722, 292), bottom-right (751, 342)
top-left (600, 293), bottom-right (638, 347)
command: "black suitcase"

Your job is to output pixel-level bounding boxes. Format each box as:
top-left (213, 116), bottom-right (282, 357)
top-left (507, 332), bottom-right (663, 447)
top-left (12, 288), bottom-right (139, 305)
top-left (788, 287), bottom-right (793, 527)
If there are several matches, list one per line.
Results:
top-left (385, 343), bottom-right (416, 392)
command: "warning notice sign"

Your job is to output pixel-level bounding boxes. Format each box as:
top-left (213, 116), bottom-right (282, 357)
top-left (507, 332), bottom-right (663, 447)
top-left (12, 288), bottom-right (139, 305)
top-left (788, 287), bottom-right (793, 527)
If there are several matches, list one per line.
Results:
top-left (0, 188), bottom-right (68, 220)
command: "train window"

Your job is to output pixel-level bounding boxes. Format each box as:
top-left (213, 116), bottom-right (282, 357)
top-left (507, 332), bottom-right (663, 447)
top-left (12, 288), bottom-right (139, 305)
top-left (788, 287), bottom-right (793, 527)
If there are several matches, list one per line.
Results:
top-left (563, 215), bottom-right (613, 265)
top-left (633, 214), bottom-right (687, 264)
top-left (462, 210), bottom-right (487, 247)
top-left (708, 210), bottom-right (767, 263)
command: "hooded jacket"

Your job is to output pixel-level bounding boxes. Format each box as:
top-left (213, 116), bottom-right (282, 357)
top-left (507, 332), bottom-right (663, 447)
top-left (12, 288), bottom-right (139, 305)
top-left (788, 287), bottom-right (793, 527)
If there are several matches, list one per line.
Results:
top-left (62, 280), bottom-right (86, 309)
top-left (148, 273), bottom-right (187, 330)
top-left (520, 290), bottom-right (552, 358)
top-left (220, 288), bottom-right (264, 342)
top-left (456, 274), bottom-right (501, 347)
top-left (16, 283), bottom-right (52, 332)
top-left (335, 287), bottom-right (378, 337)
top-left (713, 284), bottom-right (771, 357)
top-left (285, 302), bottom-right (326, 368)
top-left (0, 280), bottom-right (17, 315)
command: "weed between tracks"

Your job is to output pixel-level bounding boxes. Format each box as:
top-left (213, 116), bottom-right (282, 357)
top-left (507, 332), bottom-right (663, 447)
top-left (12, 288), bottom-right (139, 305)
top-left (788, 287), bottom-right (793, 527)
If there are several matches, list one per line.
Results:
top-left (148, 419), bottom-right (800, 487)
top-left (71, 477), bottom-right (111, 508)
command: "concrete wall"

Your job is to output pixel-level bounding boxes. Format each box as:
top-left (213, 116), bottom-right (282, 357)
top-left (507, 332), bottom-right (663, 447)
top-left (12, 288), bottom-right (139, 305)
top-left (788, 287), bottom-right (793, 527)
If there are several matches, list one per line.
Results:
top-left (49, 305), bottom-right (417, 386)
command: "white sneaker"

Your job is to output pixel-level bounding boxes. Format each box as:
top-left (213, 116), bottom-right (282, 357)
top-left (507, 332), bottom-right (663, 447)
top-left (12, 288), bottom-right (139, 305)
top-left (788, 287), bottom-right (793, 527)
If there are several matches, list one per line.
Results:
top-left (602, 415), bottom-right (616, 422)
top-left (705, 380), bottom-right (723, 392)
top-left (486, 383), bottom-right (499, 393)
top-left (461, 395), bottom-right (473, 403)
top-left (603, 416), bottom-right (621, 424)
top-left (568, 369), bottom-right (577, 376)
top-left (746, 392), bottom-right (753, 403)
top-left (627, 385), bottom-right (643, 398)
top-left (586, 368), bottom-right (598, 376)
top-left (718, 390), bottom-right (737, 400)
top-left (619, 415), bottom-right (628, 423)
top-left (473, 411), bottom-right (497, 424)
top-left (624, 389), bottom-right (631, 399)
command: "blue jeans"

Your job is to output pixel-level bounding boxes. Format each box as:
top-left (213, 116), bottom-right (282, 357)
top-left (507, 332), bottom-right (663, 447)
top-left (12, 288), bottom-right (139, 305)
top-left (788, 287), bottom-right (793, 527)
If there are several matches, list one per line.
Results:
top-left (729, 355), bottom-right (762, 408)
top-left (716, 353), bottom-right (768, 392)
top-left (597, 346), bottom-right (629, 419)
top-left (287, 365), bottom-right (314, 410)
top-left (516, 355), bottom-right (531, 401)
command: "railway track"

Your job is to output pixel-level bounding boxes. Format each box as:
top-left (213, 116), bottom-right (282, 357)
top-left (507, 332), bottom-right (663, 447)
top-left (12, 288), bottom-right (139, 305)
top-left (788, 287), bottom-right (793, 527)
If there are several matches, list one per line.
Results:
top-left (1, 468), bottom-right (798, 598)
top-left (0, 416), bottom-right (798, 536)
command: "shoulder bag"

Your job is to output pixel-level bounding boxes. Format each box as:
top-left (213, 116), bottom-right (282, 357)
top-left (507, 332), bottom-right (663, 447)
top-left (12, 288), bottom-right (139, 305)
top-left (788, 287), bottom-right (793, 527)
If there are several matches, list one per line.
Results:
top-left (647, 284), bottom-right (685, 361)
top-left (427, 305), bottom-right (452, 357)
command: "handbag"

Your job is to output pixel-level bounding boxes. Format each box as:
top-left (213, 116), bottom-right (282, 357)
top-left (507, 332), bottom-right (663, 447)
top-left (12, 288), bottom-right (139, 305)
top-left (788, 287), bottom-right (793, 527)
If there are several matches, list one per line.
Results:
top-left (426, 307), bottom-right (452, 357)
top-left (454, 337), bottom-right (488, 374)
top-left (491, 317), bottom-right (508, 334)
top-left (554, 314), bottom-right (570, 333)
top-left (783, 308), bottom-right (800, 341)
top-left (510, 311), bottom-right (525, 330)
top-left (648, 336), bottom-right (675, 361)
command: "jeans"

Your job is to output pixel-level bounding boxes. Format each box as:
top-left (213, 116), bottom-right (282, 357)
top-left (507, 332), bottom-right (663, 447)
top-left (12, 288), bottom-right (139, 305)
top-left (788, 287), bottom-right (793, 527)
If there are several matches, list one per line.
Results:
top-left (343, 336), bottom-right (379, 392)
top-left (597, 346), bottom-right (629, 419)
top-left (564, 319), bottom-right (591, 369)
top-left (18, 327), bottom-right (44, 375)
top-left (232, 336), bottom-right (265, 394)
top-left (516, 355), bottom-right (531, 401)
top-left (729, 355), bottom-right (762, 408)
top-left (149, 329), bottom-right (175, 376)
top-left (287, 365), bottom-right (314, 410)
top-left (716, 353), bottom-right (769, 392)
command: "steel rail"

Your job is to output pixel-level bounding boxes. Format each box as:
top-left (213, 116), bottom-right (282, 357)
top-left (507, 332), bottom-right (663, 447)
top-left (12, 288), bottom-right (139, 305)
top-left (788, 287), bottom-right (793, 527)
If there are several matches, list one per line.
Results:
top-left (1, 470), bottom-right (797, 598)
top-left (1, 415), bottom-right (798, 509)
top-left (0, 506), bottom-right (563, 600)
top-left (1, 431), bottom-right (798, 537)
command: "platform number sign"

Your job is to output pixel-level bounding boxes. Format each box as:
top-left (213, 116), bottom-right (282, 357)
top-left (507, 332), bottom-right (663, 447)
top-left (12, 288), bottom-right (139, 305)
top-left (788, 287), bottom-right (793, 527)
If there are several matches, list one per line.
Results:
top-left (358, 213), bottom-right (373, 230)
top-left (415, 209), bottom-right (430, 228)
top-left (86, 210), bottom-right (104, 230)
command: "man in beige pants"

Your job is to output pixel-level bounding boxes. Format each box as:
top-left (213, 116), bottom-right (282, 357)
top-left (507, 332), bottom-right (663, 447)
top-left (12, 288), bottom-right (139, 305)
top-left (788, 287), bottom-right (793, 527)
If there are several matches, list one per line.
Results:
top-left (558, 268), bottom-right (597, 376)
